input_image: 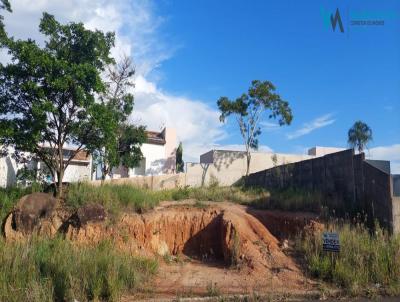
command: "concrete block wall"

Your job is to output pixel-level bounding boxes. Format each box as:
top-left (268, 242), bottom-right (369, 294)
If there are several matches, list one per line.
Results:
top-left (246, 149), bottom-right (399, 233)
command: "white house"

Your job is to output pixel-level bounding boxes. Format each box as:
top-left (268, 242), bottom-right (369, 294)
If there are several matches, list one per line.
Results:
top-left (0, 146), bottom-right (92, 188)
top-left (109, 127), bottom-right (177, 178)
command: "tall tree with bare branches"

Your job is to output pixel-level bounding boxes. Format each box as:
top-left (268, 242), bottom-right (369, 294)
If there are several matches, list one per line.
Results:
top-left (92, 56), bottom-right (146, 180)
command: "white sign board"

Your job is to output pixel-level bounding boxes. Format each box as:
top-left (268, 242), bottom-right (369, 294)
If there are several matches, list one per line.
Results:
top-left (322, 232), bottom-right (340, 252)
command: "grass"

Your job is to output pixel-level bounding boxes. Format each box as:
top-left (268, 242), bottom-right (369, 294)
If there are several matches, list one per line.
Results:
top-left (295, 222), bottom-right (400, 296)
top-left (0, 236), bottom-right (157, 302)
top-left (64, 182), bottom-right (270, 217)
top-left (0, 183), bottom-right (43, 222)
top-left (248, 187), bottom-right (323, 213)
top-left (1, 182), bottom-right (324, 220)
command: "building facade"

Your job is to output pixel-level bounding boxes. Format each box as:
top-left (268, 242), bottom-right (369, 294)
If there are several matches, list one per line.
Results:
top-left (108, 127), bottom-right (177, 179)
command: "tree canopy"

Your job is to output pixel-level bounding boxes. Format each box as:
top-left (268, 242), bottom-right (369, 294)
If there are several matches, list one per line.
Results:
top-left (348, 120), bottom-right (373, 153)
top-left (0, 12), bottom-right (115, 196)
top-left (0, 0), bottom-right (11, 41)
top-left (217, 80), bottom-right (293, 176)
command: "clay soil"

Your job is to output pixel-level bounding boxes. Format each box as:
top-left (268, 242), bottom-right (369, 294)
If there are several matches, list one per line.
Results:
top-left (123, 201), bottom-right (322, 300)
top-left (4, 200), bottom-right (323, 300)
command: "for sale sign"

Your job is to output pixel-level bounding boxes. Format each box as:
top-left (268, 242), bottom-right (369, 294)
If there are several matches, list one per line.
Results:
top-left (322, 232), bottom-right (340, 252)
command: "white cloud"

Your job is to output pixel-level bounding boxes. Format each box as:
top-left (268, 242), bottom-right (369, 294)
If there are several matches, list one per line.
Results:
top-left (1, 0), bottom-right (224, 163)
top-left (367, 144), bottom-right (400, 174)
top-left (260, 121), bottom-right (281, 132)
top-left (287, 113), bottom-right (336, 140)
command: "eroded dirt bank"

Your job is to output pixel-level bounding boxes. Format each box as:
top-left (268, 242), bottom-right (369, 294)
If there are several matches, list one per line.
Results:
top-left (3, 198), bottom-right (321, 297)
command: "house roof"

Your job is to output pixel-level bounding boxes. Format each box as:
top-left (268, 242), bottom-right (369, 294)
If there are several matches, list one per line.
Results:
top-left (39, 146), bottom-right (91, 163)
top-left (146, 131), bottom-right (166, 145)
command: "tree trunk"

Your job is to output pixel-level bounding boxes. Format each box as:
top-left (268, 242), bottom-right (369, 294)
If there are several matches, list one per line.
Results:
top-left (101, 164), bottom-right (108, 185)
top-left (56, 169), bottom-right (63, 198)
top-left (245, 151), bottom-right (251, 177)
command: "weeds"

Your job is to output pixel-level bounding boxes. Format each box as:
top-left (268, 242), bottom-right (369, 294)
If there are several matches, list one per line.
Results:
top-left (295, 222), bottom-right (400, 296)
top-left (206, 282), bottom-right (220, 297)
top-left (230, 229), bottom-right (241, 268)
top-left (0, 183), bottom-right (43, 221)
top-left (0, 236), bottom-right (157, 302)
top-left (249, 187), bottom-right (323, 212)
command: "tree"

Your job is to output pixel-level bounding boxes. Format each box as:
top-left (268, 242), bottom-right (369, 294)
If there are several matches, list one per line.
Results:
top-left (176, 142), bottom-right (184, 173)
top-left (93, 56), bottom-right (146, 180)
top-left (0, 13), bottom-right (115, 197)
top-left (217, 80), bottom-right (293, 176)
top-left (0, 0), bottom-right (11, 41)
top-left (347, 120), bottom-right (373, 153)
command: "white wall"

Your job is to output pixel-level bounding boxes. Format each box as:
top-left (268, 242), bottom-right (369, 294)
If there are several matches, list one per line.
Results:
top-left (62, 162), bottom-right (92, 182)
top-left (128, 143), bottom-right (166, 176)
top-left (0, 155), bottom-right (18, 188)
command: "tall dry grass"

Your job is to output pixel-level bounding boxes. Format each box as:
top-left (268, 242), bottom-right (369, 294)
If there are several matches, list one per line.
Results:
top-left (0, 237), bottom-right (157, 302)
top-left (296, 222), bottom-right (400, 296)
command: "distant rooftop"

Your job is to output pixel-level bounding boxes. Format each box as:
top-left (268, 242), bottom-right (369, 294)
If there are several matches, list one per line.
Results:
top-left (307, 146), bottom-right (345, 157)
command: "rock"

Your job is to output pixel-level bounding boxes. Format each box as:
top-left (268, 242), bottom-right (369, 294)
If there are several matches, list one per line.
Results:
top-left (72, 203), bottom-right (106, 227)
top-left (12, 193), bottom-right (57, 234)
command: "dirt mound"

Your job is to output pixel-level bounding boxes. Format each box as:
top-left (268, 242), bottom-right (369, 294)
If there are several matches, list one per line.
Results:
top-left (3, 199), bottom-right (321, 295)
top-left (11, 193), bottom-right (57, 234)
top-left (3, 196), bottom-right (106, 240)
top-left (64, 202), bottom-right (304, 272)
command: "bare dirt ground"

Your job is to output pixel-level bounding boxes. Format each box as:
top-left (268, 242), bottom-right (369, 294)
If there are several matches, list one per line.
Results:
top-left (120, 201), bottom-right (323, 301)
top-left (5, 199), bottom-right (324, 301)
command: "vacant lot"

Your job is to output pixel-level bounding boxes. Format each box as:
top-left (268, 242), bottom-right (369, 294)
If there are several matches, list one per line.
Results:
top-left (1, 183), bottom-right (399, 301)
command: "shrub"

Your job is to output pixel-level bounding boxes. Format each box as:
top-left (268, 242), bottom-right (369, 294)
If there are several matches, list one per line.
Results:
top-left (0, 237), bottom-right (157, 301)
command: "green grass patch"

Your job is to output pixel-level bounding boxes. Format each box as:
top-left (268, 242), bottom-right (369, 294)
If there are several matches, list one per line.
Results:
top-left (0, 237), bottom-right (157, 302)
top-left (295, 223), bottom-right (400, 296)
top-left (0, 183), bottom-right (43, 222)
top-left (248, 187), bottom-right (323, 212)
top-left (64, 183), bottom-right (269, 216)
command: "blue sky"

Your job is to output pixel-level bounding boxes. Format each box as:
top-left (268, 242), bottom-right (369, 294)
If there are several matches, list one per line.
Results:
top-left (154, 0), bottom-right (400, 154)
top-left (1, 0), bottom-right (400, 171)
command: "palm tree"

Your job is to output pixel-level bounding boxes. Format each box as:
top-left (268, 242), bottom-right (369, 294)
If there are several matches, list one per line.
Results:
top-left (347, 121), bottom-right (373, 153)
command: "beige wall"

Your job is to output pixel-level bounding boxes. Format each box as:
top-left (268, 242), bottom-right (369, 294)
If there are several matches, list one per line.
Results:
top-left (308, 146), bottom-right (345, 157)
top-left (90, 150), bottom-right (313, 189)
top-left (186, 150), bottom-right (314, 187)
top-left (92, 173), bottom-right (185, 190)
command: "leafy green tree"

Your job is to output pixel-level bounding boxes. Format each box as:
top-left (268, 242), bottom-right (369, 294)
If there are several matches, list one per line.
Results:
top-left (217, 80), bottom-right (293, 176)
top-left (0, 13), bottom-right (115, 197)
top-left (348, 120), bottom-right (373, 153)
top-left (176, 142), bottom-right (184, 173)
top-left (0, 0), bottom-right (11, 41)
top-left (93, 56), bottom-right (146, 180)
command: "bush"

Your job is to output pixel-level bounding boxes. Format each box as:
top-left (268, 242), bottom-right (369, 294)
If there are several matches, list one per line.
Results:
top-left (295, 222), bottom-right (400, 295)
top-left (0, 237), bottom-right (157, 301)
